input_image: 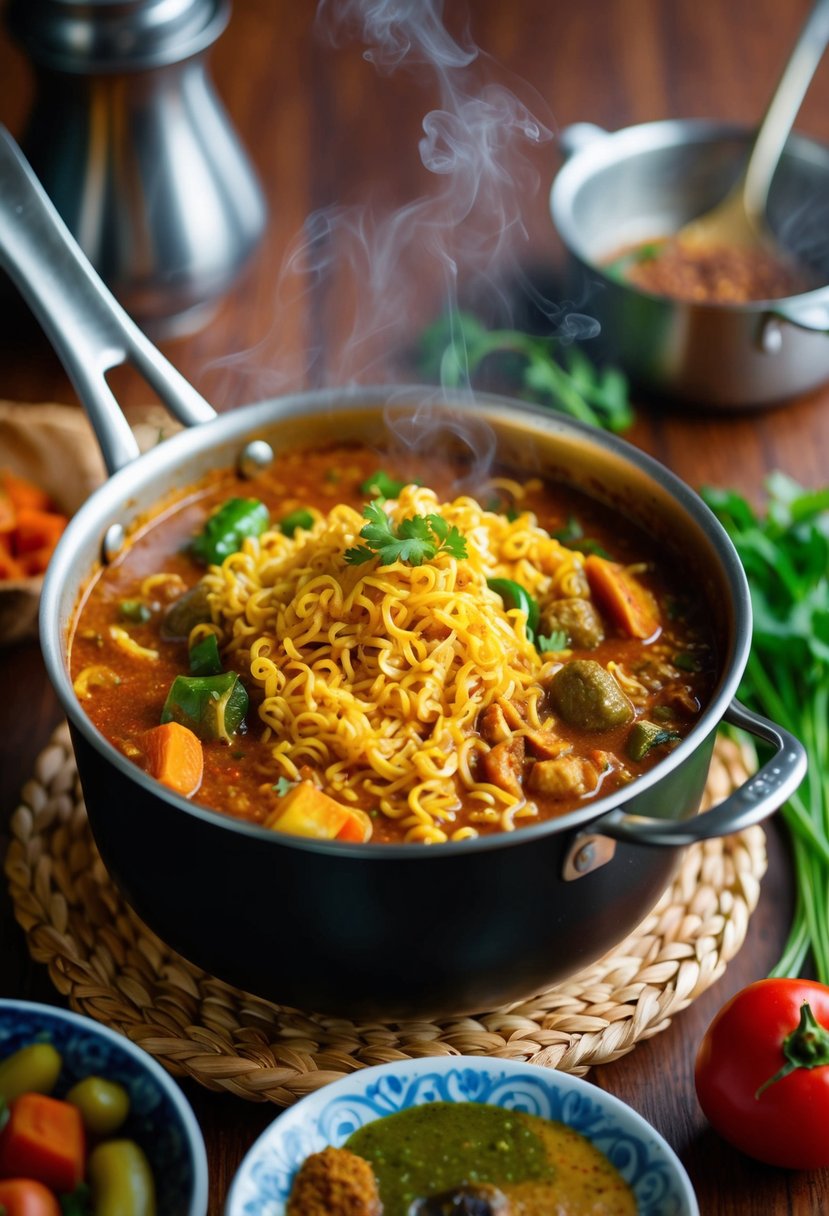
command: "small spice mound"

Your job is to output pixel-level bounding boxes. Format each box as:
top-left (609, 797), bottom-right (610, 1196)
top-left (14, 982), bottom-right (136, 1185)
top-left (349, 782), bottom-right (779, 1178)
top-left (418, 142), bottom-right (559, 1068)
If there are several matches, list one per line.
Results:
top-left (286, 1146), bottom-right (382, 1216)
top-left (611, 238), bottom-right (813, 303)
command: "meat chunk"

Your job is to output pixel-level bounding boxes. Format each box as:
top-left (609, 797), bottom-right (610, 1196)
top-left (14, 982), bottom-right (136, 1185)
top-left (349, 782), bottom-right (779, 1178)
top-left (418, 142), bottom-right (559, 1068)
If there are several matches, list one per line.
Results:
top-left (479, 703), bottom-right (512, 745)
top-left (482, 736), bottom-right (526, 796)
top-left (286, 1146), bottom-right (382, 1216)
top-left (527, 754), bottom-right (600, 799)
top-left (538, 597), bottom-right (605, 649)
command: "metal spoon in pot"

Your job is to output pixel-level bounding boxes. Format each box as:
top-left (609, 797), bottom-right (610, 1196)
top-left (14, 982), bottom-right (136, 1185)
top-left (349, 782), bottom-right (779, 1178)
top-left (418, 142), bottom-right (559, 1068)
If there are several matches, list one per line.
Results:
top-left (678, 0), bottom-right (829, 252)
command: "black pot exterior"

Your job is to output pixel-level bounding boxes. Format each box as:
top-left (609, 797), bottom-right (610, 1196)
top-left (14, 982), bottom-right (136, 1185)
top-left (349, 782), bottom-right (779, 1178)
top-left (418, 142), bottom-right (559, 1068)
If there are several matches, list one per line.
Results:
top-left (71, 722), bottom-right (715, 1020)
top-left (43, 388), bottom-right (754, 1021)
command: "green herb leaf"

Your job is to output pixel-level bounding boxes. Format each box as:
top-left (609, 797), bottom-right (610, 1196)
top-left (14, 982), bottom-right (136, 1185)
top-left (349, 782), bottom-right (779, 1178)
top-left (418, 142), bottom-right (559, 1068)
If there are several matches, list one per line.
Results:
top-left (273, 776), bottom-right (298, 797)
top-left (344, 500), bottom-right (468, 567)
top-left (537, 630), bottom-right (568, 652)
top-left (419, 310), bottom-right (634, 433)
top-left (61, 1185), bottom-right (92, 1216)
top-left (702, 475), bottom-right (829, 983)
top-left (119, 599), bottom-right (152, 624)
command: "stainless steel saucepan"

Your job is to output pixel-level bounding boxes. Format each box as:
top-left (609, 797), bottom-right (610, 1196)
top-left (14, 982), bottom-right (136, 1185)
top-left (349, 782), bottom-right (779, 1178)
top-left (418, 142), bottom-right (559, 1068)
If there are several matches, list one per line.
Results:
top-left (0, 127), bottom-right (807, 1019)
top-left (551, 119), bottom-right (829, 409)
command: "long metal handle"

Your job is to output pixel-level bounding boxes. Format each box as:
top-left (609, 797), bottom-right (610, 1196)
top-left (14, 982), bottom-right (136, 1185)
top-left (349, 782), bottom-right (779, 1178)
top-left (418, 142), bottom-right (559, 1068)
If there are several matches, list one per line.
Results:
top-left (769, 299), bottom-right (829, 334)
top-left (743, 0), bottom-right (829, 224)
top-left (0, 126), bottom-right (215, 475)
top-left (589, 700), bottom-right (806, 848)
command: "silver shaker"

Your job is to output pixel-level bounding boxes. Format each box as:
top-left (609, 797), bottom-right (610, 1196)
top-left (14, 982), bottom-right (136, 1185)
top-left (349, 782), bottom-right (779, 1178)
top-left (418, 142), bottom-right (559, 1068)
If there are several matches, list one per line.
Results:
top-left (6, 0), bottom-right (267, 334)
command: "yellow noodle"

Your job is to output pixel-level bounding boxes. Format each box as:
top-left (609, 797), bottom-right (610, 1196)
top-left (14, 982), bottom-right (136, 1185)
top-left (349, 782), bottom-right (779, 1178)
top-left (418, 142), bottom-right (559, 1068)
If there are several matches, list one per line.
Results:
top-left (201, 484), bottom-right (594, 834)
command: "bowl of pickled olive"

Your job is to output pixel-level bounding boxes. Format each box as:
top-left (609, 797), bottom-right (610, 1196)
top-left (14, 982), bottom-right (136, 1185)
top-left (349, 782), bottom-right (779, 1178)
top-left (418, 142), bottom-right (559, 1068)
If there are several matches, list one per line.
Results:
top-left (0, 999), bottom-right (208, 1216)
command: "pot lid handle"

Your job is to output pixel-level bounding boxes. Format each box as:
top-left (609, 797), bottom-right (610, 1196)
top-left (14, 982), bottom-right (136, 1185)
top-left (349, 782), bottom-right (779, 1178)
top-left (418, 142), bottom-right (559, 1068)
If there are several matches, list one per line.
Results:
top-left (589, 700), bottom-right (806, 847)
top-left (0, 126), bottom-right (215, 476)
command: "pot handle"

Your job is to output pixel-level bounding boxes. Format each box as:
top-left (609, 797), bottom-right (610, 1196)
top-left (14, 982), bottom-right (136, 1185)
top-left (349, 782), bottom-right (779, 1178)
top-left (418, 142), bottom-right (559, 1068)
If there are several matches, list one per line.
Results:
top-left (588, 700), bottom-right (806, 848)
top-left (765, 299), bottom-right (829, 334)
top-left (0, 126), bottom-right (215, 476)
top-left (558, 122), bottom-right (609, 160)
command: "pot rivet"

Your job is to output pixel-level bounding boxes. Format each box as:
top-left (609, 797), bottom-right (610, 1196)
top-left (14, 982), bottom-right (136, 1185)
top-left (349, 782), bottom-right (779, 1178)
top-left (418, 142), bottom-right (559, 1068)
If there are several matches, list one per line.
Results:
top-left (759, 316), bottom-right (784, 354)
top-left (238, 440), bottom-right (274, 478)
top-left (573, 842), bottom-right (596, 873)
top-left (101, 524), bottom-right (125, 564)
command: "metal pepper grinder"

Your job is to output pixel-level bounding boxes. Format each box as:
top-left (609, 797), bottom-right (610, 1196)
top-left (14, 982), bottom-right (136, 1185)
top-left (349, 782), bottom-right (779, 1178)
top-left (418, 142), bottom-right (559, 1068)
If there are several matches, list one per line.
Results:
top-left (6, 0), bottom-right (267, 335)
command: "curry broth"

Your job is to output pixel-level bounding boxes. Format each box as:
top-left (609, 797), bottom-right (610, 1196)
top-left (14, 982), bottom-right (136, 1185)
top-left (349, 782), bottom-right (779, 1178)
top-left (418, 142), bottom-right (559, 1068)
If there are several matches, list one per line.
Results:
top-left (344, 1101), bottom-right (637, 1215)
top-left (70, 442), bottom-right (716, 843)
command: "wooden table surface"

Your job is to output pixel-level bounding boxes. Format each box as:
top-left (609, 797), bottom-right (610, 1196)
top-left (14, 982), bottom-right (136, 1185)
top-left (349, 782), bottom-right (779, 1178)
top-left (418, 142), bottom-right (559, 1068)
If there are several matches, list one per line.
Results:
top-left (2, 2), bottom-right (829, 1212)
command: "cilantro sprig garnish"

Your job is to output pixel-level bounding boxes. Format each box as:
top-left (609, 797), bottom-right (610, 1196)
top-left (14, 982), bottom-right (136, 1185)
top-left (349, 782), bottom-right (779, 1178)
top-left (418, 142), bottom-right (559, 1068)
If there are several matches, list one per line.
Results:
top-left (419, 310), bottom-right (634, 434)
top-left (345, 500), bottom-right (468, 568)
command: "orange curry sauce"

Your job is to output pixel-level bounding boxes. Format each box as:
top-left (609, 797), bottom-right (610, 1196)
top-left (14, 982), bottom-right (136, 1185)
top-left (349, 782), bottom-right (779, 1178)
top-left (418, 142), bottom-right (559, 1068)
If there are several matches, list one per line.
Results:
top-left (69, 442), bottom-right (715, 843)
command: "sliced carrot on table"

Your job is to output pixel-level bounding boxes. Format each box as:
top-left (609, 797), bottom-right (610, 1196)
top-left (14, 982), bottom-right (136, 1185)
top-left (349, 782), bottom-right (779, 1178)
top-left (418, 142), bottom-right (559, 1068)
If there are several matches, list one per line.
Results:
top-left (143, 721), bottom-right (204, 797)
top-left (0, 539), bottom-right (24, 580)
top-left (584, 553), bottom-right (660, 639)
top-left (0, 469), bottom-right (53, 512)
top-left (13, 508), bottom-right (68, 556)
top-left (0, 492), bottom-right (15, 533)
top-left (19, 546), bottom-right (55, 577)
top-left (0, 1093), bottom-right (85, 1192)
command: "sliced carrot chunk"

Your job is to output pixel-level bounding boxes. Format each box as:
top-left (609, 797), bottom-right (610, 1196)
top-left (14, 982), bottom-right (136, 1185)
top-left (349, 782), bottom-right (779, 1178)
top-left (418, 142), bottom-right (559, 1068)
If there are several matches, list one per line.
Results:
top-left (0, 1093), bottom-right (85, 1192)
top-left (584, 554), bottom-right (660, 640)
top-left (266, 781), bottom-right (372, 842)
top-left (143, 721), bottom-right (204, 797)
top-left (13, 507), bottom-right (68, 556)
top-left (0, 468), bottom-right (53, 512)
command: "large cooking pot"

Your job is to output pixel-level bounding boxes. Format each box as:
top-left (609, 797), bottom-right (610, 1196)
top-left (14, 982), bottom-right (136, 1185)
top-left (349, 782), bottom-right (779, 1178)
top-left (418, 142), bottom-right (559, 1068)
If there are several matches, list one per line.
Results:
top-left (2, 128), bottom-right (807, 1020)
top-left (551, 119), bottom-right (829, 408)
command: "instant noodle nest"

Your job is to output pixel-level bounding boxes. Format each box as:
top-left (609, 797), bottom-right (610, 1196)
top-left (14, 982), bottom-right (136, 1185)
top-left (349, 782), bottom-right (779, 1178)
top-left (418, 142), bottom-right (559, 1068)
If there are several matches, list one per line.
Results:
top-left (7, 724), bottom-right (766, 1105)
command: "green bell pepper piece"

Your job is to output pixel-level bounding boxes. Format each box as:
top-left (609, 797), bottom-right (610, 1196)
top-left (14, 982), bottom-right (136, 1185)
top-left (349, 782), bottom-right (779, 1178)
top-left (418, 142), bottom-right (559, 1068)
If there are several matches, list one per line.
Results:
top-left (190, 498), bottom-right (270, 565)
top-left (161, 672), bottom-right (248, 741)
top-left (627, 719), bottom-right (681, 761)
top-left (279, 508), bottom-right (314, 536)
top-left (189, 633), bottom-right (222, 676)
top-left (487, 577), bottom-right (540, 640)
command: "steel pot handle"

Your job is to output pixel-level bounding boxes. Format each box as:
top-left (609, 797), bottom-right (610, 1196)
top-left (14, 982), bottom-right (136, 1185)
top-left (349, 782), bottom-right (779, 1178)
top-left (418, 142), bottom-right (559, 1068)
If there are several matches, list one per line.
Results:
top-left (588, 699), bottom-right (806, 848)
top-left (0, 126), bottom-right (215, 476)
top-left (558, 122), bottom-right (609, 160)
top-left (766, 299), bottom-right (829, 335)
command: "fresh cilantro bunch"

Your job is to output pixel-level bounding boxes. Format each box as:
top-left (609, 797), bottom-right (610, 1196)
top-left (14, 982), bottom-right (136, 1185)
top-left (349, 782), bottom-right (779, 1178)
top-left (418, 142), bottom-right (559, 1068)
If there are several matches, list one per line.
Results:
top-left (703, 472), bottom-right (829, 982)
top-left (345, 500), bottom-right (468, 567)
top-left (419, 310), bottom-right (634, 434)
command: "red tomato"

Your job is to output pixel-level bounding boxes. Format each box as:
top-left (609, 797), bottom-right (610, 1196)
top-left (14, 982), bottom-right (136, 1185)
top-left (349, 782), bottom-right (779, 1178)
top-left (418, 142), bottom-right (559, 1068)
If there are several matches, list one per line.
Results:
top-left (695, 978), bottom-right (829, 1169)
top-left (0, 1179), bottom-right (61, 1216)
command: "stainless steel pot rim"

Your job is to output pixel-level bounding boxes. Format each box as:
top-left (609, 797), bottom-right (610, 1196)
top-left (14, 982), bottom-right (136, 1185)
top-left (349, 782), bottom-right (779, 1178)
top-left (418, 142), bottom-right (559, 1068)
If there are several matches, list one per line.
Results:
top-left (551, 117), bottom-right (829, 309)
top-left (41, 384), bottom-right (753, 859)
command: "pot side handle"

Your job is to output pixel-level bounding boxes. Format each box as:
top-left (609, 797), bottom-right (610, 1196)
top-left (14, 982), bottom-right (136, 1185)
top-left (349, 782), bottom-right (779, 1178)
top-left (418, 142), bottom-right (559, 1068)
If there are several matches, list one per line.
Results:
top-left (589, 700), bottom-right (806, 848)
top-left (558, 122), bottom-right (609, 160)
top-left (0, 126), bottom-right (215, 476)
top-left (767, 299), bottom-right (829, 334)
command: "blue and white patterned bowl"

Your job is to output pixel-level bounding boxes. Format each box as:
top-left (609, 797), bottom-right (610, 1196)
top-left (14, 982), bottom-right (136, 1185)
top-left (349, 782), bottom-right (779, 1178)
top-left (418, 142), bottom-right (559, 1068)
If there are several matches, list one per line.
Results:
top-left (225, 1055), bottom-right (698, 1216)
top-left (0, 999), bottom-right (208, 1215)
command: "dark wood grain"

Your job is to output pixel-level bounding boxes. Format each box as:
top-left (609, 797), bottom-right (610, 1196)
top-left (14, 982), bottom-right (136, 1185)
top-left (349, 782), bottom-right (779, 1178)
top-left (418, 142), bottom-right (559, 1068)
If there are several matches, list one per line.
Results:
top-left (2, 2), bottom-right (828, 1212)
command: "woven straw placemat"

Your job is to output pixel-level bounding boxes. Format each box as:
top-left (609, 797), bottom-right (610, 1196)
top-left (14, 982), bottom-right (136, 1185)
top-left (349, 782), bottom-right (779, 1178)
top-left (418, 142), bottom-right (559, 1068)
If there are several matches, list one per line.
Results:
top-left (5, 723), bottom-right (766, 1106)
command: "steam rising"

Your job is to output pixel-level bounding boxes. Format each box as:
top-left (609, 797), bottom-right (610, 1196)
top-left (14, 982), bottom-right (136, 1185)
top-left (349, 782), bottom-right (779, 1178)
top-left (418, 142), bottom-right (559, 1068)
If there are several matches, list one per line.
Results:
top-left (209, 0), bottom-right (593, 465)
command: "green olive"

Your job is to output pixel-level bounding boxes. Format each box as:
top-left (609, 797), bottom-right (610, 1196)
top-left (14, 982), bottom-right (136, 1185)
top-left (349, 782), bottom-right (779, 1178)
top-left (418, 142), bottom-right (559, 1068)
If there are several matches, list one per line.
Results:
top-left (0, 1042), bottom-right (62, 1102)
top-left (88, 1139), bottom-right (156, 1216)
top-left (549, 659), bottom-right (634, 731)
top-left (66, 1075), bottom-right (130, 1136)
